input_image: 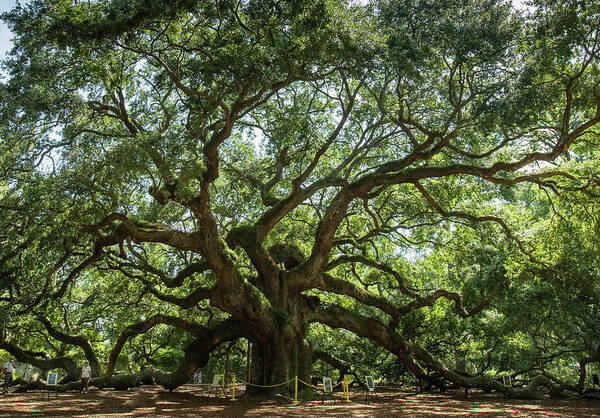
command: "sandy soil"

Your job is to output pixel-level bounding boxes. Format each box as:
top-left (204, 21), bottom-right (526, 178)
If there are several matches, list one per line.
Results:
top-left (0, 384), bottom-right (598, 417)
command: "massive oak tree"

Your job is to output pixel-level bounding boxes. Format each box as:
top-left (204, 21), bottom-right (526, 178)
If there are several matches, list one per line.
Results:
top-left (1, 0), bottom-right (599, 397)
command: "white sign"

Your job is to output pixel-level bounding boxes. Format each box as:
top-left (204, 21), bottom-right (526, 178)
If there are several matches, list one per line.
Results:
top-left (47, 373), bottom-right (58, 385)
top-left (323, 377), bottom-right (333, 393)
top-left (365, 376), bottom-right (375, 392)
top-left (211, 374), bottom-right (222, 387)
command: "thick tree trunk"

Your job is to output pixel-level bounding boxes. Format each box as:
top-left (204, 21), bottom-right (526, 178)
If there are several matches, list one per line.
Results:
top-left (225, 241), bottom-right (316, 399)
top-left (247, 332), bottom-right (312, 397)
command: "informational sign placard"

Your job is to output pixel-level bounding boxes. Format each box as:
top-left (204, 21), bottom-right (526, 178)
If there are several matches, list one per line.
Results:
top-left (211, 374), bottom-right (222, 387)
top-left (365, 376), bottom-right (375, 392)
top-left (502, 375), bottom-right (512, 388)
top-left (322, 377), bottom-right (333, 393)
top-left (47, 373), bottom-right (58, 386)
top-left (41, 371), bottom-right (60, 400)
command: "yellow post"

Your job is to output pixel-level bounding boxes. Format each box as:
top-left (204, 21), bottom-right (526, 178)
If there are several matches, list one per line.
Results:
top-left (230, 375), bottom-right (237, 401)
top-left (293, 376), bottom-right (299, 404)
top-left (220, 374), bottom-right (226, 398)
top-left (344, 375), bottom-right (351, 403)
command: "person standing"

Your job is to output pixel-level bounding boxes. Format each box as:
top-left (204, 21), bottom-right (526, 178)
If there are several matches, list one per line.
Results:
top-left (80, 361), bottom-right (91, 394)
top-left (2, 358), bottom-right (16, 394)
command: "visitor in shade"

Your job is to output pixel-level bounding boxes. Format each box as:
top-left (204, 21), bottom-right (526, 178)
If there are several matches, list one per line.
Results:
top-left (2, 358), bottom-right (16, 394)
top-left (80, 361), bottom-right (92, 394)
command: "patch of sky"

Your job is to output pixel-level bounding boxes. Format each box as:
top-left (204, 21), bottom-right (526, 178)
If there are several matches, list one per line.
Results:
top-left (0, 0), bottom-right (23, 78)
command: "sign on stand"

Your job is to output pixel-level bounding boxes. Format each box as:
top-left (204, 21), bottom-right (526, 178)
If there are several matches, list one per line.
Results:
top-left (41, 372), bottom-right (59, 400)
top-left (47, 373), bottom-right (57, 385)
top-left (366, 376), bottom-right (375, 391)
top-left (323, 377), bottom-right (333, 393)
top-left (208, 374), bottom-right (226, 398)
top-left (321, 377), bottom-right (335, 403)
top-left (365, 376), bottom-right (377, 401)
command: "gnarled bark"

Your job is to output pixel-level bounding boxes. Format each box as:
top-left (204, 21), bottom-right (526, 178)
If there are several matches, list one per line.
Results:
top-left (38, 316), bottom-right (101, 377)
top-left (104, 316), bottom-right (246, 390)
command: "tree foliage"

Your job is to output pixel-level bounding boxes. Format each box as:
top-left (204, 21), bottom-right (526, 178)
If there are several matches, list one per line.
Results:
top-left (1, 0), bottom-right (599, 397)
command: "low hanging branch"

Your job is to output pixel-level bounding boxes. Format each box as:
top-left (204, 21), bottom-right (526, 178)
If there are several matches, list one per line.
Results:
top-left (0, 339), bottom-right (79, 382)
top-left (8, 317), bottom-right (249, 393)
top-left (105, 315), bottom-right (246, 380)
top-left (311, 303), bottom-right (589, 399)
top-left (312, 350), bottom-right (364, 387)
top-left (38, 316), bottom-right (101, 377)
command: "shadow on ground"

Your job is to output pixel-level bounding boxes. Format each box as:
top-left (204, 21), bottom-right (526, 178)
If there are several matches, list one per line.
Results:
top-left (1, 384), bottom-right (598, 417)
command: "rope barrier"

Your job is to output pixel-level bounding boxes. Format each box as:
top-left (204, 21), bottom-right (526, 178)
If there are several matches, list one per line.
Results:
top-left (332, 380), bottom-right (345, 388)
top-left (297, 377), bottom-right (345, 391)
top-left (297, 378), bottom-right (320, 390)
top-left (220, 374), bottom-right (354, 404)
top-left (298, 376), bottom-right (352, 403)
top-left (235, 377), bottom-right (295, 388)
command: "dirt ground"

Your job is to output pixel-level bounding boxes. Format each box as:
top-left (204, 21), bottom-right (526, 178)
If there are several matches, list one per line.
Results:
top-left (0, 384), bottom-right (598, 417)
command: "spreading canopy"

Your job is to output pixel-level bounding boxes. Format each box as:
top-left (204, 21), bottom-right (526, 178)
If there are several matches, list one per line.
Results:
top-left (1, 0), bottom-right (599, 395)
